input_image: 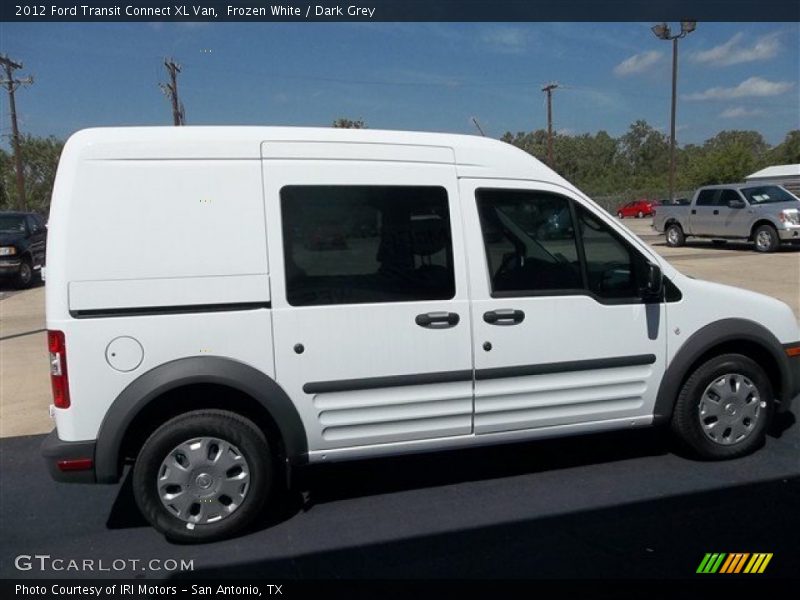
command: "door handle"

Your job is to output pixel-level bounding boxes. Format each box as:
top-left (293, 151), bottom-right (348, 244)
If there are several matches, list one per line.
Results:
top-left (483, 309), bottom-right (525, 325)
top-left (415, 312), bottom-right (460, 329)
top-left (713, 210), bottom-right (719, 215)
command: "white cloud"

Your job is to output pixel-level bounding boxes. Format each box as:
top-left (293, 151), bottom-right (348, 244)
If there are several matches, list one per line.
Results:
top-left (691, 32), bottom-right (781, 66)
top-left (480, 26), bottom-right (529, 54)
top-left (720, 106), bottom-right (765, 118)
top-left (683, 76), bottom-right (794, 101)
top-left (613, 51), bottom-right (663, 77)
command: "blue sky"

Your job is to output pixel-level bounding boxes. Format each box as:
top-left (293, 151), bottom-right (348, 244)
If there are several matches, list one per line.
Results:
top-left (0, 21), bottom-right (797, 148)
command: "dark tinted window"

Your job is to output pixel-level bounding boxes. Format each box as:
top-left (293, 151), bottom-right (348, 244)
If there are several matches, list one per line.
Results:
top-left (281, 186), bottom-right (455, 306)
top-left (742, 185), bottom-right (798, 205)
top-left (476, 190), bottom-right (582, 294)
top-left (718, 189), bottom-right (743, 206)
top-left (576, 206), bottom-right (646, 299)
top-left (696, 189), bottom-right (718, 206)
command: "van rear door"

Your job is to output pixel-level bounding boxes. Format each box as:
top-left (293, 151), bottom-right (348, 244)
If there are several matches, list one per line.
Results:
top-left (263, 143), bottom-right (474, 454)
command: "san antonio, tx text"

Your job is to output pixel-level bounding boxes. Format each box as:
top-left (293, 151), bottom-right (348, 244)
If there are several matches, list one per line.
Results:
top-left (16, 584), bottom-right (281, 596)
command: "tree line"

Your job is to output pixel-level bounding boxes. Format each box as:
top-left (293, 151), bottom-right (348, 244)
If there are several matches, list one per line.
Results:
top-left (1, 121), bottom-right (798, 215)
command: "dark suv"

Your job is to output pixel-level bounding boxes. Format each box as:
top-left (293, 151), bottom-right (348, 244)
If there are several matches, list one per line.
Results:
top-left (0, 211), bottom-right (47, 288)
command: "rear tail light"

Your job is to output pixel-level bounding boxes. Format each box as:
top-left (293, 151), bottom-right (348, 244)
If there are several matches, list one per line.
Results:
top-left (48, 330), bottom-right (71, 409)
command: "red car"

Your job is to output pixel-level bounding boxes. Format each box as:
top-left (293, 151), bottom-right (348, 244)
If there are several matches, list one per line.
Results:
top-left (616, 199), bottom-right (657, 219)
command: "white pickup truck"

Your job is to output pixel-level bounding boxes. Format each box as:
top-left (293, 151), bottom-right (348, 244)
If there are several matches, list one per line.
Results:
top-left (653, 183), bottom-right (800, 252)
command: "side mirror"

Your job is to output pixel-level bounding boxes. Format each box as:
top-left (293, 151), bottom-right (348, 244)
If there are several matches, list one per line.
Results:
top-left (642, 262), bottom-right (663, 299)
top-left (728, 198), bottom-right (746, 209)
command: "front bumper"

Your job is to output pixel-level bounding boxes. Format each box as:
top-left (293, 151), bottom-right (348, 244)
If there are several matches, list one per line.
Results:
top-left (778, 226), bottom-right (800, 242)
top-left (41, 429), bottom-right (97, 483)
top-left (0, 258), bottom-right (21, 275)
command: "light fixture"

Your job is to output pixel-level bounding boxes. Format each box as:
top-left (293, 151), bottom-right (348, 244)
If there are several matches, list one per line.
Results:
top-left (651, 23), bottom-right (670, 40)
top-left (681, 21), bottom-right (697, 34)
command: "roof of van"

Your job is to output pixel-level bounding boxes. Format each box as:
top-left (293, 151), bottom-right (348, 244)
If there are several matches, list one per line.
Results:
top-left (64, 126), bottom-right (575, 187)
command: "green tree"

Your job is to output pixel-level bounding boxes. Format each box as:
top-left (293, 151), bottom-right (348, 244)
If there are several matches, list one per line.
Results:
top-left (770, 130), bottom-right (800, 165)
top-left (0, 134), bottom-right (64, 214)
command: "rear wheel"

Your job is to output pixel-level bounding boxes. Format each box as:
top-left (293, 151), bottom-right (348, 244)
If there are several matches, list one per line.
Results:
top-left (670, 354), bottom-right (772, 460)
top-left (132, 410), bottom-right (273, 542)
top-left (617, 211), bottom-right (624, 219)
top-left (754, 224), bottom-right (779, 253)
top-left (665, 223), bottom-right (685, 247)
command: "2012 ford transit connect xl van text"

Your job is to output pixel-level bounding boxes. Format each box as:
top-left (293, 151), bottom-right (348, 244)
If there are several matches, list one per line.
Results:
top-left (42, 127), bottom-right (800, 541)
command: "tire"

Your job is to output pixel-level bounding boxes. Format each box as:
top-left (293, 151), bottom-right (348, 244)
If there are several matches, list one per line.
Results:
top-left (670, 353), bottom-right (772, 460)
top-left (637, 211), bottom-right (644, 218)
top-left (15, 257), bottom-right (33, 289)
top-left (665, 223), bottom-right (685, 247)
top-left (617, 212), bottom-right (624, 219)
top-left (753, 224), bottom-right (779, 253)
top-left (132, 410), bottom-right (273, 542)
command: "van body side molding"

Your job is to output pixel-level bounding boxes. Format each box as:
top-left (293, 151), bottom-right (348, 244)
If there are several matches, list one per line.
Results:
top-left (303, 370), bottom-right (473, 394)
top-left (94, 356), bottom-right (306, 483)
top-left (70, 301), bottom-right (271, 319)
top-left (475, 354), bottom-right (657, 381)
top-left (303, 354), bottom-right (656, 395)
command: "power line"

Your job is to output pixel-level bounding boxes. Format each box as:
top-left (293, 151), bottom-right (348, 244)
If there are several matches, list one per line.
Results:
top-left (0, 54), bottom-right (33, 211)
top-left (159, 58), bottom-right (185, 126)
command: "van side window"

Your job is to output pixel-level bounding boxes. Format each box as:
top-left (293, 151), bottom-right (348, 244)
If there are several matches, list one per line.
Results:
top-left (696, 190), bottom-right (718, 206)
top-left (476, 190), bottom-right (582, 294)
top-left (576, 205), bottom-right (644, 299)
top-left (281, 185), bottom-right (455, 306)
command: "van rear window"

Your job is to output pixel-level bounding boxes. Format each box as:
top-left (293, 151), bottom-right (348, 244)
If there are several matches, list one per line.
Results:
top-left (280, 185), bottom-right (455, 306)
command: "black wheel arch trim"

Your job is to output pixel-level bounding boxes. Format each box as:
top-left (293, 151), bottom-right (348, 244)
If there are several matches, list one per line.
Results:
top-left (654, 318), bottom-right (797, 424)
top-left (94, 356), bottom-right (308, 483)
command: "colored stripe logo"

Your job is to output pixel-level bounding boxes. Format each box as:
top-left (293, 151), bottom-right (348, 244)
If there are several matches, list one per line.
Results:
top-left (697, 553), bottom-right (773, 574)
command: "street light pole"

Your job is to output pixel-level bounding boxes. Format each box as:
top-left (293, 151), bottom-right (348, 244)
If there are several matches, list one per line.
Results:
top-left (652, 21), bottom-right (696, 202)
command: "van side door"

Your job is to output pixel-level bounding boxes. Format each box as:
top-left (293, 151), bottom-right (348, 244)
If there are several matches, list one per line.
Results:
top-left (263, 144), bottom-right (474, 456)
top-left (461, 179), bottom-right (667, 434)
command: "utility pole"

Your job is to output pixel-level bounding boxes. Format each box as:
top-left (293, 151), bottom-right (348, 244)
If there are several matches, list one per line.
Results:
top-left (159, 58), bottom-right (185, 126)
top-left (0, 54), bottom-right (33, 210)
top-left (541, 82), bottom-right (558, 168)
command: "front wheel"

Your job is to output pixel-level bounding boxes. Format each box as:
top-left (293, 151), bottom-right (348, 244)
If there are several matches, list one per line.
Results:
top-left (15, 258), bottom-right (33, 289)
top-left (665, 223), bottom-right (685, 247)
top-left (670, 354), bottom-right (772, 460)
top-left (637, 210), bottom-right (644, 218)
top-left (754, 224), bottom-right (779, 253)
top-left (617, 211), bottom-right (624, 219)
top-left (132, 410), bottom-right (273, 542)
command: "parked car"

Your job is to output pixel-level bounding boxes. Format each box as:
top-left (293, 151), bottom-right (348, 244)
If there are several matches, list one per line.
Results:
top-left (617, 199), bottom-right (656, 219)
top-left (0, 211), bottom-right (47, 288)
top-left (653, 184), bottom-right (800, 252)
top-left (42, 127), bottom-right (800, 542)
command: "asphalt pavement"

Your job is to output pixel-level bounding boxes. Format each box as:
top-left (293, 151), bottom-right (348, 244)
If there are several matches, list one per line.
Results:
top-left (1, 417), bottom-right (798, 579)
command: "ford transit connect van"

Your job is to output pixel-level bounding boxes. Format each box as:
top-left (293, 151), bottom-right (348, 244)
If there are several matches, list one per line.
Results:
top-left (42, 127), bottom-right (800, 541)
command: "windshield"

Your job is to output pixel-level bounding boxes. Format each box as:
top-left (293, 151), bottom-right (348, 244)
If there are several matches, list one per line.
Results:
top-left (741, 186), bottom-right (798, 205)
top-left (0, 216), bottom-right (26, 233)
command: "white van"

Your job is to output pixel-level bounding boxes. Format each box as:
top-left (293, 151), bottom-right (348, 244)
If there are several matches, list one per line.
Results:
top-left (42, 127), bottom-right (800, 541)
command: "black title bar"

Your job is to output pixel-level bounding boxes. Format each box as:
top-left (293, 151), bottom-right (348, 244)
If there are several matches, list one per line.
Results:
top-left (2, 0), bottom-right (799, 22)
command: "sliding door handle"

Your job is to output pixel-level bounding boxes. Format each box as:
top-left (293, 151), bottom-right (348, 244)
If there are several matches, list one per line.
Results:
top-left (416, 312), bottom-right (460, 328)
top-left (483, 309), bottom-right (525, 325)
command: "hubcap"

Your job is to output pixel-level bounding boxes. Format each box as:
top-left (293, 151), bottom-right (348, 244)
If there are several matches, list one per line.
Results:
top-left (20, 264), bottom-right (31, 283)
top-left (668, 228), bottom-right (678, 244)
top-left (157, 437), bottom-right (250, 526)
top-left (698, 373), bottom-right (764, 445)
top-left (756, 231), bottom-right (771, 250)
